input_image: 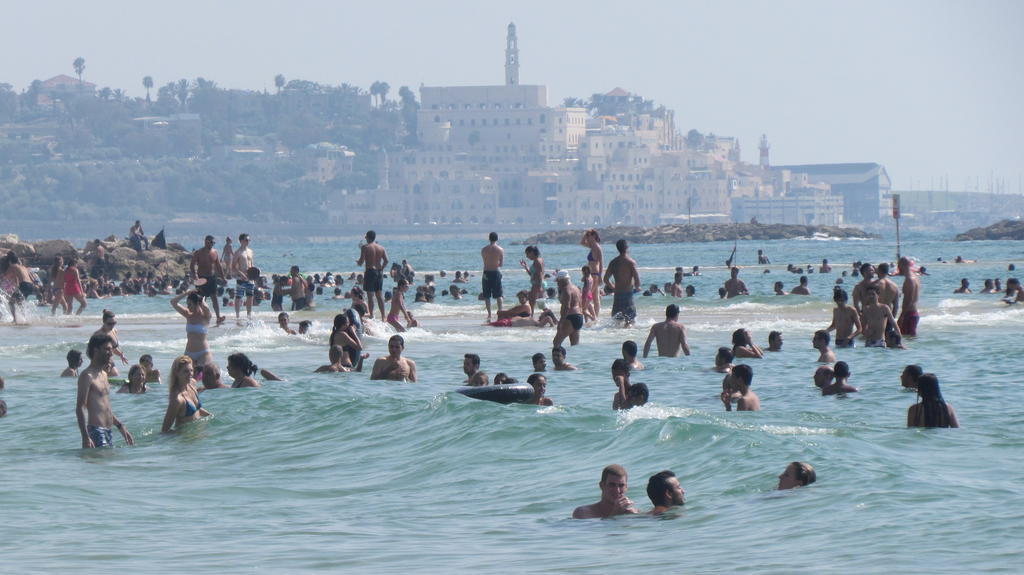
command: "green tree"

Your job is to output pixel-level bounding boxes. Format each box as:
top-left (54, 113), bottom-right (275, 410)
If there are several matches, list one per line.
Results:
top-left (274, 74), bottom-right (285, 93)
top-left (142, 76), bottom-right (153, 102)
top-left (176, 79), bottom-right (189, 111)
top-left (73, 57), bottom-right (86, 84)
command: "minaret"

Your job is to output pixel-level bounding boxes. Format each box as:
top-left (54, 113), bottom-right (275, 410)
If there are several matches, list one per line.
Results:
top-left (759, 134), bottom-right (770, 169)
top-left (505, 22), bottom-right (519, 86)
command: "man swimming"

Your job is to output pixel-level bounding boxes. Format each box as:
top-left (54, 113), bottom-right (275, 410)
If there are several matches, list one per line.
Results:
top-left (647, 470), bottom-right (685, 515)
top-left (572, 464), bottom-right (639, 519)
top-left (370, 335), bottom-right (417, 382)
top-left (462, 353), bottom-right (489, 386)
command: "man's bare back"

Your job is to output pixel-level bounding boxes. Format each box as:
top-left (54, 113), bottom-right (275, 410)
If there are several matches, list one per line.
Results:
top-left (481, 243), bottom-right (504, 271)
top-left (359, 243), bottom-right (388, 271)
top-left (644, 320), bottom-right (690, 357)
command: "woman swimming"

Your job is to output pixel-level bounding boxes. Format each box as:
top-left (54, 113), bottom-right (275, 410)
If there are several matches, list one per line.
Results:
top-left (907, 373), bottom-right (959, 428)
top-left (161, 355), bottom-right (211, 432)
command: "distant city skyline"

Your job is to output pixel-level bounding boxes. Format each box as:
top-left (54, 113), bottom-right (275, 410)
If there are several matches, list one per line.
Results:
top-left (4, 0), bottom-right (1021, 192)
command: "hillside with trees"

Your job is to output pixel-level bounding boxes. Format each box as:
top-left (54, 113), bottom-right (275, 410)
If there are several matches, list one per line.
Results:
top-left (0, 60), bottom-right (420, 223)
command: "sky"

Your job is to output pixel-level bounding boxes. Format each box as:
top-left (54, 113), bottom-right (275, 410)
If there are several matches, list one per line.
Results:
top-left (3, 0), bottom-right (1022, 192)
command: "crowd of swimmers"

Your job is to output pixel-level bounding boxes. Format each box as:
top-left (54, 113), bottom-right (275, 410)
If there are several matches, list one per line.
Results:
top-left (0, 228), bottom-right (992, 518)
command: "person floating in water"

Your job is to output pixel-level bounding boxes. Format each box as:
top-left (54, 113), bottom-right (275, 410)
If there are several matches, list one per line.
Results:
top-left (647, 470), bottom-right (685, 515)
top-left (777, 462), bottom-right (816, 490)
top-left (572, 464), bottom-right (639, 519)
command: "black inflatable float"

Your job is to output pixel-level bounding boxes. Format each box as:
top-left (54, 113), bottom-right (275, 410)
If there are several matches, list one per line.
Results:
top-left (456, 384), bottom-right (536, 404)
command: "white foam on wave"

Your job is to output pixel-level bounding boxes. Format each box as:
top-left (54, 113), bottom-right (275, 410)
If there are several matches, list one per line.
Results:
top-left (936, 298), bottom-right (972, 310)
top-left (616, 404), bottom-right (700, 426)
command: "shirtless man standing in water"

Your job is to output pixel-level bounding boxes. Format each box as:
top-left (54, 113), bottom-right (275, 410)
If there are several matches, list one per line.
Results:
top-left (553, 270), bottom-right (584, 347)
top-left (826, 287), bottom-right (862, 348)
top-left (604, 239), bottom-right (640, 327)
top-left (358, 230), bottom-right (389, 321)
top-left (189, 235), bottom-right (226, 325)
top-left (370, 335), bottom-right (417, 382)
top-left (481, 232), bottom-right (504, 322)
top-left (643, 304), bottom-right (691, 357)
top-left (231, 233), bottom-right (255, 321)
top-left (897, 256), bottom-right (921, 337)
top-left (76, 334), bottom-right (134, 448)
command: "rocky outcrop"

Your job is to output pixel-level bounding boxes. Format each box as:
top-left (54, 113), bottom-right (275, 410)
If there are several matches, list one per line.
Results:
top-left (520, 223), bottom-right (877, 245)
top-left (1, 234), bottom-right (191, 279)
top-left (955, 220), bottom-right (1024, 241)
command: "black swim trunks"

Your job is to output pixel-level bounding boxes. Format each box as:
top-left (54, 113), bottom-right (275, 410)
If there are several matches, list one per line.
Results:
top-left (292, 297), bottom-right (308, 311)
top-left (482, 270), bottom-right (503, 299)
top-left (612, 291), bottom-right (637, 321)
top-left (567, 313), bottom-right (584, 331)
top-left (364, 269), bottom-right (384, 292)
top-left (199, 276), bottom-right (217, 298)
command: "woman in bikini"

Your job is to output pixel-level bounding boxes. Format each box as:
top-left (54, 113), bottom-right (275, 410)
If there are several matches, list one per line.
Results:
top-left (226, 352), bottom-right (282, 388)
top-left (161, 355), bottom-right (211, 432)
top-left (329, 313), bottom-right (363, 369)
top-left (170, 291), bottom-right (213, 373)
top-left (907, 373), bottom-right (959, 428)
top-left (580, 265), bottom-right (597, 322)
top-left (581, 229), bottom-right (604, 318)
top-left (519, 246), bottom-right (545, 317)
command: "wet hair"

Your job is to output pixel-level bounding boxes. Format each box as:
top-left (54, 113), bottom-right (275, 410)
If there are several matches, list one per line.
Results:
top-left (904, 364), bottom-right (923, 382)
top-left (278, 312), bottom-right (290, 322)
top-left (877, 262), bottom-right (890, 275)
top-left (365, 230), bottom-right (376, 241)
top-left (791, 462), bottom-right (816, 486)
top-left (525, 373), bottom-right (544, 387)
top-left (768, 331), bottom-right (782, 345)
top-left (531, 352), bottom-right (545, 364)
top-left (525, 245), bottom-right (539, 257)
top-left (833, 287), bottom-right (849, 302)
top-left (859, 262), bottom-right (873, 274)
top-left (388, 334), bottom-right (405, 349)
top-left (731, 364), bottom-right (753, 387)
top-left (464, 353), bottom-right (480, 368)
top-left (628, 382), bottom-right (649, 404)
top-left (814, 365), bottom-right (834, 388)
top-left (611, 358), bottom-right (630, 374)
top-left (102, 309), bottom-right (115, 322)
top-left (665, 304), bottom-right (679, 318)
top-left (67, 349), bottom-right (82, 366)
top-left (601, 464), bottom-right (627, 484)
top-left (187, 292), bottom-right (201, 307)
top-left (239, 233), bottom-right (250, 242)
top-left (495, 373), bottom-right (517, 385)
top-left (833, 361), bottom-right (850, 379)
top-left (716, 347), bottom-right (734, 365)
top-left (800, 275), bottom-right (808, 285)
top-left (86, 333), bottom-right (115, 360)
top-left (127, 364), bottom-right (144, 383)
top-left (647, 470), bottom-right (678, 507)
top-left (731, 328), bottom-right (749, 347)
top-left (622, 340), bottom-right (638, 357)
top-left (298, 320), bottom-right (312, 332)
top-left (615, 239), bottom-right (628, 253)
top-left (228, 352), bottom-right (258, 377)
top-left (551, 345), bottom-right (566, 357)
top-left (814, 330), bottom-right (830, 346)
top-left (489, 232), bottom-right (498, 242)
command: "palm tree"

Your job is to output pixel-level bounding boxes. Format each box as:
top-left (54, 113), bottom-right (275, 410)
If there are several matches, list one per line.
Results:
top-left (379, 82), bottom-right (390, 106)
top-left (274, 74), bottom-right (285, 94)
top-left (176, 78), bottom-right (189, 111)
top-left (369, 81), bottom-right (382, 107)
top-left (73, 57), bottom-right (86, 84)
top-left (142, 76), bottom-right (153, 102)
top-left (98, 87), bottom-right (112, 101)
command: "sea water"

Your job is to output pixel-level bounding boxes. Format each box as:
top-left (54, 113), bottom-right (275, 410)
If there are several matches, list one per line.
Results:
top-left (1, 234), bottom-right (1022, 573)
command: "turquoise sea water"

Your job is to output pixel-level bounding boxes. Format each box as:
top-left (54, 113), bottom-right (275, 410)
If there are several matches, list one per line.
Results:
top-left (2, 234), bottom-right (1023, 573)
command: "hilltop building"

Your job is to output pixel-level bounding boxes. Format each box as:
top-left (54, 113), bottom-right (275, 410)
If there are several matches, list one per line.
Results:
top-left (326, 24), bottom-right (889, 227)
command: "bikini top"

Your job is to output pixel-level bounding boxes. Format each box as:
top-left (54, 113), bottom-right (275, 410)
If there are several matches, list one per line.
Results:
top-left (183, 396), bottom-right (203, 417)
top-left (185, 323), bottom-right (208, 335)
top-left (587, 251), bottom-right (597, 262)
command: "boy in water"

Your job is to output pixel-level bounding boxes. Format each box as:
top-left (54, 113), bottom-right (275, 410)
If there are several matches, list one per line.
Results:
top-left (812, 330), bottom-right (836, 363)
top-left (61, 349), bottom-right (83, 377)
top-left (387, 280), bottom-right (415, 332)
top-left (826, 288), bottom-right (861, 348)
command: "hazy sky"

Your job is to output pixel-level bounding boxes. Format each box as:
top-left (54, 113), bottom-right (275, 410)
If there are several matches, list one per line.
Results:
top-left (4, 0), bottom-right (1021, 191)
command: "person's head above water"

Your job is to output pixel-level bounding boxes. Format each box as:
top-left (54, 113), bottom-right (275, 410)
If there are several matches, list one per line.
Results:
top-left (778, 462), bottom-right (816, 490)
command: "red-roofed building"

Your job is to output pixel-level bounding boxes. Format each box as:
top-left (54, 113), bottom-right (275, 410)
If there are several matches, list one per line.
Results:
top-left (37, 74), bottom-right (96, 106)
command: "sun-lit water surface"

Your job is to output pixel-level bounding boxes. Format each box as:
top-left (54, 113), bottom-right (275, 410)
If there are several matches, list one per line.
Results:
top-left (1, 234), bottom-right (1022, 573)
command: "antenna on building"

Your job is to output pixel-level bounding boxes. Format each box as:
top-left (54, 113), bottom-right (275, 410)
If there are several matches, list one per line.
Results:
top-left (505, 22), bottom-right (519, 86)
top-left (759, 134), bottom-right (770, 169)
